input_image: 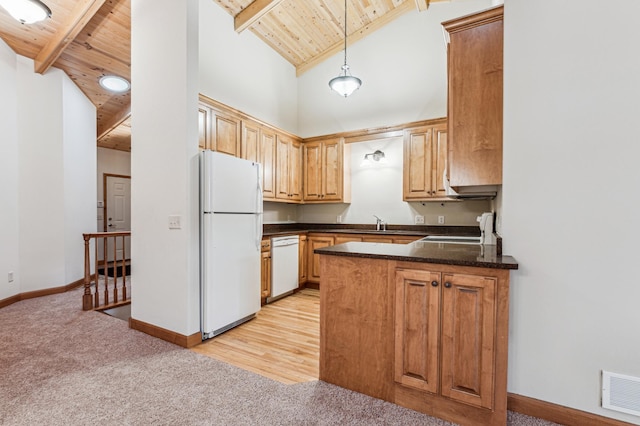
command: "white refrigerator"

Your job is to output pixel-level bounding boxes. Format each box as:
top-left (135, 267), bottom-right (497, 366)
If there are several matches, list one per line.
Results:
top-left (200, 150), bottom-right (262, 339)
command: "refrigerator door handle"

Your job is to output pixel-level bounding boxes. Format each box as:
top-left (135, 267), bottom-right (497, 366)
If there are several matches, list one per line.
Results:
top-left (256, 163), bottom-right (263, 214)
top-left (255, 212), bottom-right (263, 252)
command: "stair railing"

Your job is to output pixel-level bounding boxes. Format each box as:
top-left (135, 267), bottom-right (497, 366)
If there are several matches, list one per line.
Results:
top-left (82, 231), bottom-right (131, 311)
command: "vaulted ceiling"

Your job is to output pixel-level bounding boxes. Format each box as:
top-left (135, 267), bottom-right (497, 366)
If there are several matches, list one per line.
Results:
top-left (0, 0), bottom-right (448, 152)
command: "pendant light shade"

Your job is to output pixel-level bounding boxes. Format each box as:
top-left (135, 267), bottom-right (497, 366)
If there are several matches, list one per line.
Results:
top-left (329, 65), bottom-right (362, 98)
top-left (0, 0), bottom-right (52, 24)
top-left (329, 0), bottom-right (361, 97)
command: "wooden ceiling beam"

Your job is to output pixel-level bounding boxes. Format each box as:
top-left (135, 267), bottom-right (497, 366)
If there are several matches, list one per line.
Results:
top-left (34, 0), bottom-right (107, 74)
top-left (415, 0), bottom-right (452, 12)
top-left (235, 0), bottom-right (286, 33)
top-left (295, 0), bottom-right (414, 77)
top-left (97, 103), bottom-right (131, 140)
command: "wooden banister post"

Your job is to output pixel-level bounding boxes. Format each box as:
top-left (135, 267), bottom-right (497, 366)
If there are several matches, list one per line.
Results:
top-left (82, 234), bottom-right (93, 311)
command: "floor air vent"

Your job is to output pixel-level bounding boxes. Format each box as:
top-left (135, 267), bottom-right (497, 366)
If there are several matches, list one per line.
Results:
top-left (602, 370), bottom-right (640, 417)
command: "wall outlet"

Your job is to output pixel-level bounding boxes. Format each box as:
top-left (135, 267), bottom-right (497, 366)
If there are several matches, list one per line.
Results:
top-left (438, 215), bottom-right (445, 224)
top-left (414, 215), bottom-right (425, 224)
top-left (337, 215), bottom-right (342, 223)
top-left (168, 215), bottom-right (182, 229)
top-left (8, 271), bottom-right (14, 283)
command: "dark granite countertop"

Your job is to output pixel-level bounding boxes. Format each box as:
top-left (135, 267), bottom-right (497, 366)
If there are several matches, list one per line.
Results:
top-left (263, 223), bottom-right (479, 238)
top-left (315, 241), bottom-right (518, 270)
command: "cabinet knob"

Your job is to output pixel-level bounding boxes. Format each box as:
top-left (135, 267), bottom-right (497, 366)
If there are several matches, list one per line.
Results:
top-left (431, 280), bottom-right (439, 287)
top-left (444, 282), bottom-right (452, 288)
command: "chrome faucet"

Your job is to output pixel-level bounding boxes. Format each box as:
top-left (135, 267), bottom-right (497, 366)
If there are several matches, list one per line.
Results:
top-left (373, 215), bottom-right (386, 231)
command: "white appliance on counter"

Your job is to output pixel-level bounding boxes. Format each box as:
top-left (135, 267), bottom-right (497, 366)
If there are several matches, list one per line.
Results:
top-left (268, 235), bottom-right (299, 303)
top-left (477, 212), bottom-right (497, 245)
top-left (200, 150), bottom-right (262, 340)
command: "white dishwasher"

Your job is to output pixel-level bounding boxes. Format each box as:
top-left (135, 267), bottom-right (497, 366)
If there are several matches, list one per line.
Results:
top-left (268, 235), bottom-right (299, 303)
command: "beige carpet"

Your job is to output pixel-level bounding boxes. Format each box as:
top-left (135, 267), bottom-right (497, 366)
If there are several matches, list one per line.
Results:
top-left (0, 287), bottom-right (559, 426)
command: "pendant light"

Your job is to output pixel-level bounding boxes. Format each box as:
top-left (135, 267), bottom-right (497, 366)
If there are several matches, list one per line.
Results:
top-left (0, 0), bottom-right (52, 24)
top-left (328, 0), bottom-right (362, 97)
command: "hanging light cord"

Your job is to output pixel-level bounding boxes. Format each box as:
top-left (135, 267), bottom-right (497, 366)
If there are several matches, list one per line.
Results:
top-left (343, 0), bottom-right (348, 70)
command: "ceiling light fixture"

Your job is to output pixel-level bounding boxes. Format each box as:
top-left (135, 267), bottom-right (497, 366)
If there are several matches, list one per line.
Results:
top-left (0, 0), bottom-right (52, 24)
top-left (360, 150), bottom-right (387, 167)
top-left (99, 75), bottom-right (130, 93)
top-left (328, 0), bottom-right (361, 97)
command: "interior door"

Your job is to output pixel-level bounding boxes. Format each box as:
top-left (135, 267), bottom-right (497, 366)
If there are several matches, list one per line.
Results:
top-left (105, 175), bottom-right (131, 262)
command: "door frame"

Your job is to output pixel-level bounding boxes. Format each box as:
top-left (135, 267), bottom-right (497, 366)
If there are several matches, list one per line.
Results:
top-left (103, 173), bottom-right (131, 232)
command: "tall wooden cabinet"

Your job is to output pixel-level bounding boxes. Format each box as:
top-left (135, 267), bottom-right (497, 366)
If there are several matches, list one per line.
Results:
top-left (443, 6), bottom-right (503, 189)
top-left (303, 138), bottom-right (350, 203)
top-left (403, 122), bottom-right (448, 201)
top-left (276, 134), bottom-right (302, 202)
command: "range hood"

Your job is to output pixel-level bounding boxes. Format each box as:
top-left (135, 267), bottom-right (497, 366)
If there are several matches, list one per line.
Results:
top-left (443, 171), bottom-right (498, 200)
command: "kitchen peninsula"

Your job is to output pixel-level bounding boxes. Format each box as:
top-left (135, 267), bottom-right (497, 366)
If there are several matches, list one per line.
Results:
top-left (316, 241), bottom-right (518, 426)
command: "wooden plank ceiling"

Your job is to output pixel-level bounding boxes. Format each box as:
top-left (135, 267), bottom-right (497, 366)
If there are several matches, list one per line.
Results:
top-left (0, 0), bottom-right (447, 152)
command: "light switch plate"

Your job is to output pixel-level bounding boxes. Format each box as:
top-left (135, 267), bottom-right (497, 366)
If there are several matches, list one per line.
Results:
top-left (168, 215), bottom-right (182, 229)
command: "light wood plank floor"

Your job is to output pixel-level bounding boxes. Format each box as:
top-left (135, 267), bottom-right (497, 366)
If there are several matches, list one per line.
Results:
top-left (190, 288), bottom-right (319, 385)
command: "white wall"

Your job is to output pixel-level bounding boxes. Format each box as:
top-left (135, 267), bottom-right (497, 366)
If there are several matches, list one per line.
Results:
top-left (0, 44), bottom-right (96, 299)
top-left (131, 0), bottom-right (200, 336)
top-left (198, 0), bottom-right (298, 134)
top-left (97, 147), bottom-right (131, 231)
top-left (503, 1), bottom-right (640, 424)
top-left (297, 138), bottom-right (489, 225)
top-left (62, 77), bottom-right (97, 284)
top-left (0, 39), bottom-right (20, 300)
top-left (297, 0), bottom-right (493, 138)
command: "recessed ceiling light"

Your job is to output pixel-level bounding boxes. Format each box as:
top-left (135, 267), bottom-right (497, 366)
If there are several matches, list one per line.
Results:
top-left (0, 0), bottom-right (52, 24)
top-left (99, 75), bottom-right (130, 93)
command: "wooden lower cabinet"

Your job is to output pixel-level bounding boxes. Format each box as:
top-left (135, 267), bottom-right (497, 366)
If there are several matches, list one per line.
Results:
top-left (320, 256), bottom-right (511, 426)
top-left (306, 234), bottom-right (335, 284)
top-left (298, 234), bottom-right (307, 286)
top-left (260, 238), bottom-right (271, 303)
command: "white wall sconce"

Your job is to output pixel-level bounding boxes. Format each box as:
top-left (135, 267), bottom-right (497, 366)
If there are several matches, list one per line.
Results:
top-left (360, 150), bottom-right (387, 167)
top-left (0, 0), bottom-right (52, 24)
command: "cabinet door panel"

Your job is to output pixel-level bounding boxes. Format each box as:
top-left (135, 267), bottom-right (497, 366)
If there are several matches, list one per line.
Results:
top-left (322, 139), bottom-right (342, 200)
top-left (433, 125), bottom-right (448, 197)
top-left (241, 121), bottom-right (259, 162)
top-left (441, 273), bottom-right (496, 409)
top-left (275, 136), bottom-right (290, 200)
top-left (198, 106), bottom-right (210, 150)
top-left (212, 112), bottom-right (241, 157)
top-left (260, 129), bottom-right (276, 200)
top-left (307, 236), bottom-right (334, 283)
top-left (303, 142), bottom-right (322, 199)
top-left (289, 140), bottom-right (303, 201)
top-left (394, 269), bottom-right (441, 393)
top-left (403, 127), bottom-right (432, 200)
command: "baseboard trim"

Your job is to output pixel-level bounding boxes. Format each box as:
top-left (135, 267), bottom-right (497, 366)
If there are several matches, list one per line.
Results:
top-left (129, 317), bottom-right (202, 348)
top-left (508, 393), bottom-right (635, 426)
top-left (0, 278), bottom-right (85, 309)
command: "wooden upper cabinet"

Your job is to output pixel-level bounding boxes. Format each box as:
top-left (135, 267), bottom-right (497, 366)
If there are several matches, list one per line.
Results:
top-left (211, 107), bottom-right (241, 157)
top-left (444, 6), bottom-right (503, 188)
top-left (260, 128), bottom-right (277, 200)
top-left (198, 104), bottom-right (211, 150)
top-left (241, 120), bottom-right (260, 163)
top-left (242, 120), bottom-right (276, 201)
top-left (303, 138), bottom-right (350, 203)
top-left (403, 122), bottom-right (448, 201)
top-left (275, 134), bottom-right (302, 203)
